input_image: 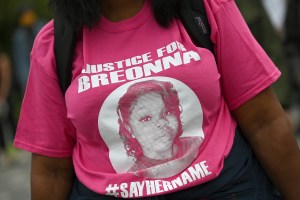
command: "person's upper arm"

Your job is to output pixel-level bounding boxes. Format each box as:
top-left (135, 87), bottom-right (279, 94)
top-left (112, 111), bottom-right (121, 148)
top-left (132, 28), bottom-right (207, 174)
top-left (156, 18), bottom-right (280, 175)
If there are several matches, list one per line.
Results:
top-left (31, 153), bottom-right (75, 200)
top-left (231, 87), bottom-right (290, 140)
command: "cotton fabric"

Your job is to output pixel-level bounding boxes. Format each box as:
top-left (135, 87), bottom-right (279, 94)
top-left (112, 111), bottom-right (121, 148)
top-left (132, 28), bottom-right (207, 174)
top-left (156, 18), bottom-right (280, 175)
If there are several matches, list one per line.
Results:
top-left (14, 0), bottom-right (280, 198)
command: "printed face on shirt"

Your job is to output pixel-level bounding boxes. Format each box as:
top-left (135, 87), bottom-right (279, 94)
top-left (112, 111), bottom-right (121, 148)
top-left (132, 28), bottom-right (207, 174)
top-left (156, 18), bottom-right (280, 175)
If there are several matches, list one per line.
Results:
top-left (99, 77), bottom-right (205, 177)
top-left (128, 92), bottom-right (179, 160)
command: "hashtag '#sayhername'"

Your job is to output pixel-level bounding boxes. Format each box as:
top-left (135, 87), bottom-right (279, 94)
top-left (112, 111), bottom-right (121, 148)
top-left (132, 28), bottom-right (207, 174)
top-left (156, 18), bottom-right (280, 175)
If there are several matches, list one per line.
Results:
top-left (105, 184), bottom-right (119, 197)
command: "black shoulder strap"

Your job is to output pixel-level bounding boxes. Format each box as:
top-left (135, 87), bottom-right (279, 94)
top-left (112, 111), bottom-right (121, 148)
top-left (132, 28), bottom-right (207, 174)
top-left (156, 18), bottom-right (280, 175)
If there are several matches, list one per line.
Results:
top-left (54, 12), bottom-right (76, 94)
top-left (54, 0), bottom-right (214, 94)
top-left (178, 0), bottom-right (214, 54)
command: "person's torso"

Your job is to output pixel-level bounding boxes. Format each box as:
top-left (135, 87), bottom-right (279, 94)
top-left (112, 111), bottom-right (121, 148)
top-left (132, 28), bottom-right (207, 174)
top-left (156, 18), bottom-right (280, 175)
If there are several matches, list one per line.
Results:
top-left (64, 0), bottom-right (236, 197)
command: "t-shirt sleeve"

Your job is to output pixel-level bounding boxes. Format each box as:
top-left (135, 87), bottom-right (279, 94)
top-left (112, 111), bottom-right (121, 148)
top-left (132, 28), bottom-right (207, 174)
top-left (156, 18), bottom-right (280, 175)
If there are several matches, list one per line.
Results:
top-left (13, 21), bottom-right (76, 158)
top-left (205, 0), bottom-right (281, 110)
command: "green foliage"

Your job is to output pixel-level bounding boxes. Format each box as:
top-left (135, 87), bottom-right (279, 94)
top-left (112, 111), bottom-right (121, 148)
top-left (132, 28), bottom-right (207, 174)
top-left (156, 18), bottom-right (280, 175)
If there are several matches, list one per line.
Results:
top-left (0, 0), bottom-right (52, 52)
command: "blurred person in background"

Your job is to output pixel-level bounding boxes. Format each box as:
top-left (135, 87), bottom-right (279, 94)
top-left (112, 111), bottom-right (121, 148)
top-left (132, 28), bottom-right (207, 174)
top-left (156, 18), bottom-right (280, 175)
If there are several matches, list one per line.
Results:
top-left (0, 46), bottom-right (13, 164)
top-left (261, 0), bottom-right (287, 36)
top-left (285, 0), bottom-right (300, 135)
top-left (11, 4), bottom-right (45, 96)
top-left (235, 0), bottom-right (295, 128)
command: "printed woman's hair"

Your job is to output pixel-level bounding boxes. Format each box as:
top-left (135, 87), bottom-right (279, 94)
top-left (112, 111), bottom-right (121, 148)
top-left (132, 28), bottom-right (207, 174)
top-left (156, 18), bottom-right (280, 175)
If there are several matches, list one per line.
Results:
top-left (117, 80), bottom-right (183, 158)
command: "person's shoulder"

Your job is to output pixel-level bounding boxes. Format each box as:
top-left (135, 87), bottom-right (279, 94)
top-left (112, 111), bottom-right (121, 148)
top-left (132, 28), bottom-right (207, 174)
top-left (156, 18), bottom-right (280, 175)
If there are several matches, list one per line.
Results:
top-left (203, 0), bottom-right (234, 14)
top-left (32, 19), bottom-right (54, 59)
top-left (31, 20), bottom-right (57, 77)
top-left (204, 0), bottom-right (233, 6)
top-left (33, 19), bottom-right (54, 51)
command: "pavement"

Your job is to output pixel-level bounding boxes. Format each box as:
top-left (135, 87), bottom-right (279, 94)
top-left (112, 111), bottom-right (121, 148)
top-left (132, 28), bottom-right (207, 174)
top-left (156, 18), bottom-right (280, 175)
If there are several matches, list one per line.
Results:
top-left (0, 138), bottom-right (300, 200)
top-left (0, 150), bottom-right (31, 200)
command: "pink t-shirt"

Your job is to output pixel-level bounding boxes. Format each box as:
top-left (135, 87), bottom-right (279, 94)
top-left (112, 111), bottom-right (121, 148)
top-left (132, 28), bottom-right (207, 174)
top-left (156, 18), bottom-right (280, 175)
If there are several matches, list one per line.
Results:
top-left (14, 0), bottom-right (280, 198)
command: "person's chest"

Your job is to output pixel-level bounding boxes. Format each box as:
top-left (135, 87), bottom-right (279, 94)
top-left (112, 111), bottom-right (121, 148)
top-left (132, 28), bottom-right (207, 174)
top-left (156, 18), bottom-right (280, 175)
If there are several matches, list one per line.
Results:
top-left (65, 17), bottom-right (222, 141)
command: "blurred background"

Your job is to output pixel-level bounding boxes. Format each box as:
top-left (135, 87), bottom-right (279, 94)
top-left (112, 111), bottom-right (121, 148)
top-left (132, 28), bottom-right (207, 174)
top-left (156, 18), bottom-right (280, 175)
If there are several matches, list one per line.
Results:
top-left (0, 0), bottom-right (51, 199)
top-left (0, 0), bottom-right (300, 199)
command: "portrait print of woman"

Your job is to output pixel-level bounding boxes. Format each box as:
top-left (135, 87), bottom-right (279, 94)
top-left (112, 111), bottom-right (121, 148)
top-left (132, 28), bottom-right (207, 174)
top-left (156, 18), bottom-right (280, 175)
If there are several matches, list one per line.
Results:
top-left (117, 80), bottom-right (204, 178)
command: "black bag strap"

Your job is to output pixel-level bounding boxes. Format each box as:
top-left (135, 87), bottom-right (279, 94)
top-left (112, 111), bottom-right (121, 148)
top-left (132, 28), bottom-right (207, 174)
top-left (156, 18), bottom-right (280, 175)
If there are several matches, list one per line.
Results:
top-left (54, 12), bottom-right (77, 94)
top-left (54, 0), bottom-right (213, 94)
top-left (178, 0), bottom-right (214, 54)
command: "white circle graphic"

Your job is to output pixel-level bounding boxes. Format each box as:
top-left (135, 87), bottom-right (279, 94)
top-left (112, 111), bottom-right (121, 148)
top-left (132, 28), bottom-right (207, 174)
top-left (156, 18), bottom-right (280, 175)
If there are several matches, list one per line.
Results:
top-left (98, 76), bottom-right (204, 174)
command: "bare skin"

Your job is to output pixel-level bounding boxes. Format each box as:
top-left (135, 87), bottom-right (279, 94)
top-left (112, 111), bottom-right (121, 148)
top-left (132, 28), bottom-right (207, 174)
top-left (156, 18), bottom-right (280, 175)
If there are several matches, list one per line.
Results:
top-left (232, 87), bottom-right (300, 200)
top-left (31, 154), bottom-right (74, 200)
top-left (99, 0), bottom-right (145, 22)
